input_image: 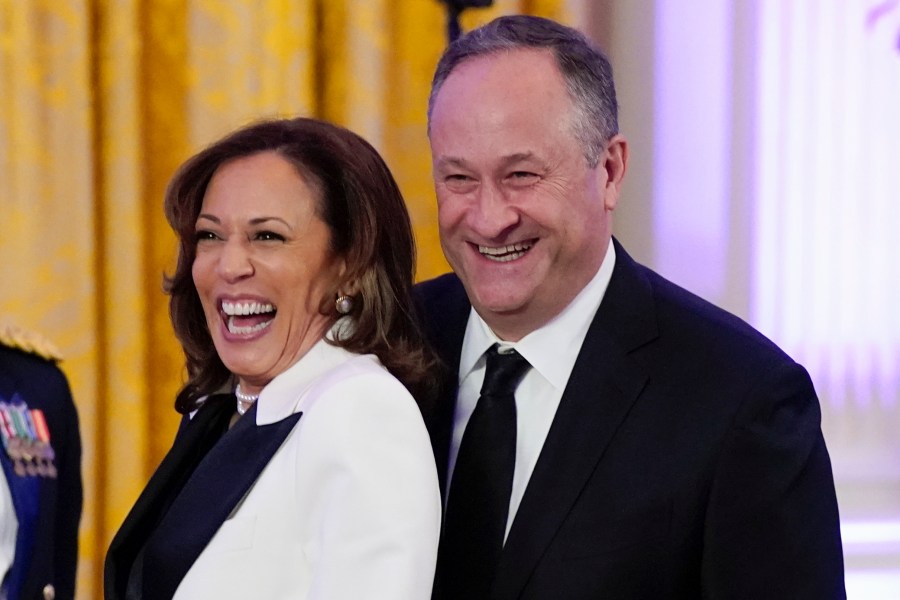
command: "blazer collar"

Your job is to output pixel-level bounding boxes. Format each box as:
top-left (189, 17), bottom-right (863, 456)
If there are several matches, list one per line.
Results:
top-left (495, 238), bottom-right (659, 599)
top-left (255, 330), bottom-right (359, 425)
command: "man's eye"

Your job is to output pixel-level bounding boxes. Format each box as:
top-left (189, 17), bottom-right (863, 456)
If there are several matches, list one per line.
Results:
top-left (504, 171), bottom-right (540, 188)
top-left (444, 174), bottom-right (477, 193)
top-left (255, 231), bottom-right (285, 242)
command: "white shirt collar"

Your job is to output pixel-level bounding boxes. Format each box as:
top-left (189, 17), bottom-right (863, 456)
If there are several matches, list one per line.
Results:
top-left (459, 239), bottom-right (616, 390)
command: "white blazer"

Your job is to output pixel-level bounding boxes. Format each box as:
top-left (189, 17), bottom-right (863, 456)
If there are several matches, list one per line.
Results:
top-left (173, 338), bottom-right (441, 599)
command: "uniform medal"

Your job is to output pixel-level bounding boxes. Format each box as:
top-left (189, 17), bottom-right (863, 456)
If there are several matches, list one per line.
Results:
top-left (0, 400), bottom-right (27, 476)
top-left (30, 408), bottom-right (57, 478)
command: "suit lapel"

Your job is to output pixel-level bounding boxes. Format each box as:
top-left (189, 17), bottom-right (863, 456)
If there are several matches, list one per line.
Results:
top-left (104, 394), bottom-right (236, 599)
top-left (417, 274), bottom-right (471, 498)
top-left (495, 240), bottom-right (658, 599)
top-left (141, 402), bottom-right (303, 600)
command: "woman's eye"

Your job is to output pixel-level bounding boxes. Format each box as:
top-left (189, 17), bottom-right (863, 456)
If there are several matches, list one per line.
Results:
top-left (255, 231), bottom-right (285, 242)
top-left (195, 230), bottom-right (218, 242)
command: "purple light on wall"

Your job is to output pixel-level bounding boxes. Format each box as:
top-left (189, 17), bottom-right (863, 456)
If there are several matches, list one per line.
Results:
top-left (752, 0), bottom-right (900, 412)
top-left (651, 0), bottom-right (734, 306)
top-left (865, 0), bottom-right (900, 50)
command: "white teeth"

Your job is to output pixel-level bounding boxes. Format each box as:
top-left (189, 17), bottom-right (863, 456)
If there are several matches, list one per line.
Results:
top-left (227, 316), bottom-right (273, 335)
top-left (478, 241), bottom-right (533, 262)
top-left (222, 301), bottom-right (275, 316)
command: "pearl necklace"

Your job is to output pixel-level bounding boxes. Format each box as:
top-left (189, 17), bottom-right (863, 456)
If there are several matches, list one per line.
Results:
top-left (234, 383), bottom-right (259, 416)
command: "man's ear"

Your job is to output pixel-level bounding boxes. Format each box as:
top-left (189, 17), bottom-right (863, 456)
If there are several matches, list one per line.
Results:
top-left (601, 134), bottom-right (628, 211)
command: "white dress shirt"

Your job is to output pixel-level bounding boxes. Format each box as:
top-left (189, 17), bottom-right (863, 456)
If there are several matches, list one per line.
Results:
top-left (175, 330), bottom-right (442, 599)
top-left (449, 240), bottom-right (616, 539)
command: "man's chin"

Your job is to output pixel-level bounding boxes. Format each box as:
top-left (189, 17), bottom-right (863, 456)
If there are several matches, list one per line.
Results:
top-left (471, 293), bottom-right (531, 324)
top-left (470, 286), bottom-right (524, 312)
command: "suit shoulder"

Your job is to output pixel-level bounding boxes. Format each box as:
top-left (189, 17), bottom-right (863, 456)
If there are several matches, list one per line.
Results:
top-left (415, 272), bottom-right (462, 299)
top-left (414, 273), bottom-right (471, 338)
top-left (639, 265), bottom-right (793, 363)
top-left (414, 273), bottom-right (468, 312)
top-left (0, 323), bottom-right (63, 363)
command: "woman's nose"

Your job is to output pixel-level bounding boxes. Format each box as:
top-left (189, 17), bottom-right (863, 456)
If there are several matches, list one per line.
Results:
top-left (215, 239), bottom-right (254, 281)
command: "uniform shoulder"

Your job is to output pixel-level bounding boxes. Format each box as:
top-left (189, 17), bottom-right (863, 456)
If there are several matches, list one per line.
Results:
top-left (0, 323), bottom-right (63, 363)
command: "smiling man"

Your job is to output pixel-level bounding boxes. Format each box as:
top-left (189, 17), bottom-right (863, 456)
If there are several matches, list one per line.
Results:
top-left (416, 15), bottom-right (846, 600)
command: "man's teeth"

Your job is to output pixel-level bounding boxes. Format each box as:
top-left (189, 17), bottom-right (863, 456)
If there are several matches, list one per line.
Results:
top-left (478, 241), bottom-right (533, 262)
top-left (227, 317), bottom-right (273, 335)
top-left (222, 301), bottom-right (275, 316)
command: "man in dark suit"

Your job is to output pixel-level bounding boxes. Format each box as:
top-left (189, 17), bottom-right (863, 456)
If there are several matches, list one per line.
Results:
top-left (0, 325), bottom-right (82, 600)
top-left (417, 15), bottom-right (845, 599)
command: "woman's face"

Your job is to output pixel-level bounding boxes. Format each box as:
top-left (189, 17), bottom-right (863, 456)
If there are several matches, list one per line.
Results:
top-left (192, 151), bottom-right (345, 393)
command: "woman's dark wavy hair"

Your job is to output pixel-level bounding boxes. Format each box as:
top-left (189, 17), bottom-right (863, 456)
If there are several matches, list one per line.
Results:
top-left (164, 117), bottom-right (437, 413)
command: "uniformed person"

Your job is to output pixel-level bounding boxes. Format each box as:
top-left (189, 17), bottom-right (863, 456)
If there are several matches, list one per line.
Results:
top-left (0, 324), bottom-right (82, 600)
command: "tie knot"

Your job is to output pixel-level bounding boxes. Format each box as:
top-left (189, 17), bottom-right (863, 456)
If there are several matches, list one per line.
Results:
top-left (481, 345), bottom-right (531, 398)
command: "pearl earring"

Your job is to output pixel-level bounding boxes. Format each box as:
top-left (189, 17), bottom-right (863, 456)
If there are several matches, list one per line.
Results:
top-left (335, 294), bottom-right (354, 315)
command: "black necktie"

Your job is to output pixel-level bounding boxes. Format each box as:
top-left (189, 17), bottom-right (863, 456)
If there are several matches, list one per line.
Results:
top-left (436, 344), bottom-right (531, 599)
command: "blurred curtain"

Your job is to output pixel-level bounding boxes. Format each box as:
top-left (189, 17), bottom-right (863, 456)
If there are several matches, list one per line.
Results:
top-left (0, 0), bottom-right (587, 597)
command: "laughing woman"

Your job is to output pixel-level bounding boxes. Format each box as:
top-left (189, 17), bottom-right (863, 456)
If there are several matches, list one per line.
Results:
top-left (104, 118), bottom-right (441, 600)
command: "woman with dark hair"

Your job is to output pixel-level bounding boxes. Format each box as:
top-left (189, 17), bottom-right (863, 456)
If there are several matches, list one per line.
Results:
top-left (104, 118), bottom-right (441, 599)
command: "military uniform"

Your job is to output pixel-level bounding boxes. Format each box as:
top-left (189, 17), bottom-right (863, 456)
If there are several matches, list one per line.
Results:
top-left (0, 325), bottom-right (82, 600)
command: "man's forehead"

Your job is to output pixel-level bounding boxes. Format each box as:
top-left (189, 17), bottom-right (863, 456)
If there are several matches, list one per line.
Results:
top-left (441, 51), bottom-right (557, 100)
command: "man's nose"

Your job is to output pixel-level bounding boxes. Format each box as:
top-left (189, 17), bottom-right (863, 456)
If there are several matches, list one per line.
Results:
top-left (468, 182), bottom-right (519, 239)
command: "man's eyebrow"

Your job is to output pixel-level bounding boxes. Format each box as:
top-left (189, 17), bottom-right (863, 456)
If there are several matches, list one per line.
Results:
top-left (501, 152), bottom-right (536, 164)
top-left (436, 152), bottom-right (539, 170)
top-left (435, 156), bottom-right (470, 170)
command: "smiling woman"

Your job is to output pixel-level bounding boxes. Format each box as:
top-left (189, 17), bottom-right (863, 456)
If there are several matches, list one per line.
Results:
top-left (191, 151), bottom-right (346, 397)
top-left (103, 117), bottom-right (442, 600)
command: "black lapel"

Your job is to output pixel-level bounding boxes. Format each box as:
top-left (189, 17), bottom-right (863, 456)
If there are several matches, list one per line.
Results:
top-left (495, 240), bottom-right (658, 599)
top-left (141, 401), bottom-right (303, 600)
top-left (415, 274), bottom-right (470, 498)
top-left (104, 394), bottom-right (236, 600)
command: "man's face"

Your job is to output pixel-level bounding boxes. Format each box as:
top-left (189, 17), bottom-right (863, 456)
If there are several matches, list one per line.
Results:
top-left (430, 48), bottom-right (627, 341)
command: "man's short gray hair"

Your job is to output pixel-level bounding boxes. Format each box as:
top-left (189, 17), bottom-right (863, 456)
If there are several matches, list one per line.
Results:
top-left (427, 15), bottom-right (618, 167)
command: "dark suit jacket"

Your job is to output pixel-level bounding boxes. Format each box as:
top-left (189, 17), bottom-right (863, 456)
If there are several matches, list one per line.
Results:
top-left (0, 344), bottom-right (82, 600)
top-left (416, 239), bottom-right (845, 599)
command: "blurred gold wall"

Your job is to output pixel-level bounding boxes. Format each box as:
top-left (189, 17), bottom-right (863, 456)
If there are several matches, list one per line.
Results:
top-left (0, 0), bottom-right (586, 596)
